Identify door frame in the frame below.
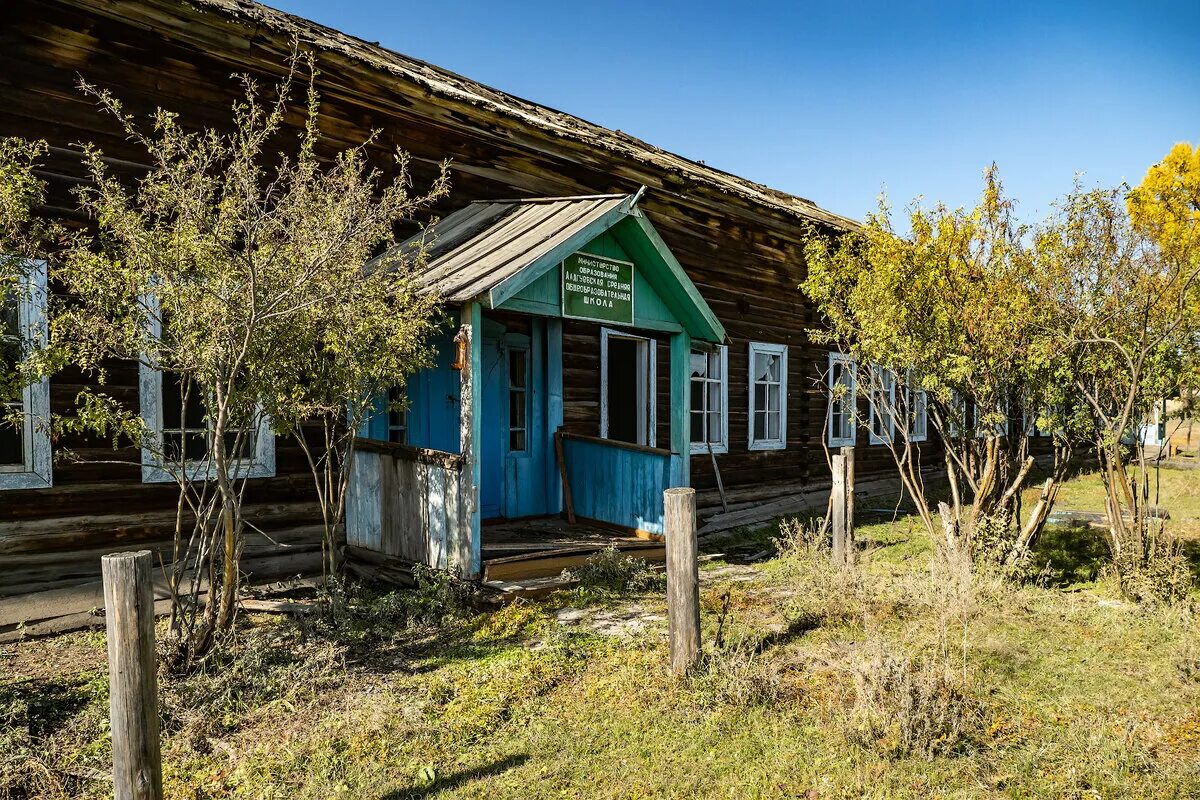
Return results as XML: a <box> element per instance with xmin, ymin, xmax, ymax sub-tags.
<box><xmin>599</xmin><ymin>326</ymin><xmax>656</xmax><ymax>447</ymax></box>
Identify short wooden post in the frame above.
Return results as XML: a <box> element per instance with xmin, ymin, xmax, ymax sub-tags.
<box><xmin>665</xmin><ymin>487</ymin><xmax>701</xmax><ymax>675</ymax></box>
<box><xmin>831</xmin><ymin>453</ymin><xmax>846</xmax><ymax>566</ymax></box>
<box><xmin>102</xmin><ymin>551</ymin><xmax>162</xmax><ymax>800</ymax></box>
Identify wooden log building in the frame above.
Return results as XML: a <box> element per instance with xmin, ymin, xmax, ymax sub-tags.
<box><xmin>0</xmin><ymin>0</ymin><xmax>946</xmax><ymax>623</ymax></box>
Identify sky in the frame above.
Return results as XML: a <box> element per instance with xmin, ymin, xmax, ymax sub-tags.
<box><xmin>270</xmin><ymin>0</ymin><xmax>1198</xmax><ymax>225</ymax></box>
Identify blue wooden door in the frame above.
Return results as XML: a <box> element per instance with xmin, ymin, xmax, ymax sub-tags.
<box><xmin>503</xmin><ymin>326</ymin><xmax>548</xmax><ymax>518</ymax></box>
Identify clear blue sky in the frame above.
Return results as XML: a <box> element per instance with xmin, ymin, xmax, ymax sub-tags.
<box><xmin>272</xmin><ymin>0</ymin><xmax>1197</xmax><ymax>225</ymax></box>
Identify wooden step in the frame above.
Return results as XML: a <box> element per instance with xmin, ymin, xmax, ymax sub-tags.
<box><xmin>482</xmin><ymin>541</ymin><xmax>665</xmax><ymax>582</ymax></box>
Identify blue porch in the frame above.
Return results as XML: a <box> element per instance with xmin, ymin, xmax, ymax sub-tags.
<box><xmin>346</xmin><ymin>191</ymin><xmax>725</xmax><ymax>580</ymax></box>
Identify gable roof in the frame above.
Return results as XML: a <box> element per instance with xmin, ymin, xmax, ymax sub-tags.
<box><xmin>377</xmin><ymin>194</ymin><xmax>633</xmax><ymax>302</ymax></box>
<box><xmin>370</xmin><ymin>191</ymin><xmax>726</xmax><ymax>343</ymax></box>
<box><xmin>186</xmin><ymin>0</ymin><xmax>858</xmax><ymax>233</ymax></box>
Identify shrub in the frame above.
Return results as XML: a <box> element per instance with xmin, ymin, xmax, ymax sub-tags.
<box><xmin>845</xmin><ymin>640</ymin><xmax>981</xmax><ymax>759</ymax></box>
<box><xmin>562</xmin><ymin>546</ymin><xmax>664</xmax><ymax>596</ymax></box>
<box><xmin>316</xmin><ymin>566</ymin><xmax>478</xmax><ymax>641</ymax></box>
<box><xmin>689</xmin><ymin>639</ymin><xmax>790</xmax><ymax>708</ymax></box>
<box><xmin>1108</xmin><ymin>523</ymin><xmax>1193</xmax><ymax>605</ymax></box>
<box><xmin>773</xmin><ymin>516</ymin><xmax>828</xmax><ymax>561</ymax></box>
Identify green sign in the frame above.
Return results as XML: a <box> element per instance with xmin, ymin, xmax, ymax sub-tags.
<box><xmin>561</xmin><ymin>252</ymin><xmax>635</xmax><ymax>324</ymax></box>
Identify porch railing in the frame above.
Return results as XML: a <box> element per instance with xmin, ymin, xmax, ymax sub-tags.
<box><xmin>557</xmin><ymin>432</ymin><xmax>673</xmax><ymax>536</ymax></box>
<box><xmin>346</xmin><ymin>437</ymin><xmax>466</xmax><ymax>569</ymax></box>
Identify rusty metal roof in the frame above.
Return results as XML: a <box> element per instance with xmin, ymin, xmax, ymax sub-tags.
<box><xmin>371</xmin><ymin>194</ymin><xmax>635</xmax><ymax>303</ymax></box>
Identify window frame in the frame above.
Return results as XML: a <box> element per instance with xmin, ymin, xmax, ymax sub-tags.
<box><xmin>867</xmin><ymin>364</ymin><xmax>896</xmax><ymax>445</ymax></box>
<box><xmin>506</xmin><ymin>342</ymin><xmax>531</xmax><ymax>454</ymax></box>
<box><xmin>689</xmin><ymin>344</ymin><xmax>728</xmax><ymax>455</ymax></box>
<box><xmin>139</xmin><ymin>295</ymin><xmax>275</xmax><ymax>484</ymax></box>
<box><xmin>904</xmin><ymin>373</ymin><xmax>928</xmax><ymax>443</ymax></box>
<box><xmin>826</xmin><ymin>352</ymin><xmax>857</xmax><ymax>448</ymax></box>
<box><xmin>0</xmin><ymin>258</ymin><xmax>52</xmax><ymax>490</ymax></box>
<box><xmin>387</xmin><ymin>385</ymin><xmax>408</xmax><ymax>445</ymax></box>
<box><xmin>599</xmin><ymin>327</ymin><xmax>656</xmax><ymax>448</ymax></box>
<box><xmin>747</xmin><ymin>341</ymin><xmax>788</xmax><ymax>452</ymax></box>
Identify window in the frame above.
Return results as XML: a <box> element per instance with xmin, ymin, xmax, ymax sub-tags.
<box><xmin>903</xmin><ymin>374</ymin><xmax>928</xmax><ymax>443</ymax></box>
<box><xmin>748</xmin><ymin>342</ymin><xmax>787</xmax><ymax>451</ymax></box>
<box><xmin>600</xmin><ymin>328</ymin><xmax>656</xmax><ymax>446</ymax></box>
<box><xmin>867</xmin><ymin>365</ymin><xmax>896</xmax><ymax>444</ymax></box>
<box><xmin>1023</xmin><ymin>404</ymin><xmax>1053</xmax><ymax>438</ymax></box>
<box><xmin>0</xmin><ymin>259</ymin><xmax>51</xmax><ymax>490</ymax></box>
<box><xmin>826</xmin><ymin>352</ymin><xmax>856</xmax><ymax>447</ymax></box>
<box><xmin>139</xmin><ymin>299</ymin><xmax>275</xmax><ymax>483</ymax></box>
<box><xmin>508</xmin><ymin>346</ymin><xmax>528</xmax><ymax>452</ymax></box>
<box><xmin>387</xmin><ymin>385</ymin><xmax>408</xmax><ymax>444</ymax></box>
<box><xmin>690</xmin><ymin>345</ymin><xmax>728</xmax><ymax>454</ymax></box>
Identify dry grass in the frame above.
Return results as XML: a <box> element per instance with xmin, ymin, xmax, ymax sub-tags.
<box><xmin>2</xmin><ymin>468</ymin><xmax>1200</xmax><ymax>798</ymax></box>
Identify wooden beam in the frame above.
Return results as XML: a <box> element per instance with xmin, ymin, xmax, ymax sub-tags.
<box><xmin>456</xmin><ymin>302</ymin><xmax>483</xmax><ymax>579</ymax></box>
<box><xmin>665</xmin><ymin>488</ymin><xmax>701</xmax><ymax>676</ymax></box>
<box><xmin>101</xmin><ymin>550</ymin><xmax>162</xmax><ymax>800</ymax></box>
<box><xmin>669</xmin><ymin>330</ymin><xmax>692</xmax><ymax>487</ymax></box>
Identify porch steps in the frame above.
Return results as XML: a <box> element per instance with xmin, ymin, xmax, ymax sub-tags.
<box><xmin>482</xmin><ymin>540</ymin><xmax>665</xmax><ymax>583</ymax></box>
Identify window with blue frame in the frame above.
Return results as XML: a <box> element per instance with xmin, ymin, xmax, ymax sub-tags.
<box><xmin>387</xmin><ymin>385</ymin><xmax>407</xmax><ymax>444</ymax></box>
<box><xmin>508</xmin><ymin>346</ymin><xmax>529</xmax><ymax>452</ymax></box>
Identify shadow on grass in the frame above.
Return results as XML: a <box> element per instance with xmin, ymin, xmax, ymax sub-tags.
<box><xmin>379</xmin><ymin>753</ymin><xmax>530</xmax><ymax>799</ymax></box>
<box><xmin>1029</xmin><ymin>525</ymin><xmax>1111</xmax><ymax>587</ymax></box>
<box><xmin>0</xmin><ymin>674</ymin><xmax>103</xmax><ymax>739</ymax></box>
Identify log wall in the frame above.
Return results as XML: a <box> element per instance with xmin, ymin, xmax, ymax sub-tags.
<box><xmin>0</xmin><ymin>0</ymin><xmax>938</xmax><ymax>605</ymax></box>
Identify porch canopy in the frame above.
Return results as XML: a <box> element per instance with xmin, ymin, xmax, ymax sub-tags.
<box><xmin>350</xmin><ymin>190</ymin><xmax>725</xmax><ymax>578</ymax></box>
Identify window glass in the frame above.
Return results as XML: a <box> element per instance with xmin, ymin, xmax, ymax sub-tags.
<box><xmin>690</xmin><ymin>347</ymin><xmax>727</xmax><ymax>452</ymax></box>
<box><xmin>387</xmin><ymin>385</ymin><xmax>407</xmax><ymax>444</ymax></box>
<box><xmin>0</xmin><ymin>296</ymin><xmax>23</xmax><ymax>466</ymax></box>
<box><xmin>749</xmin><ymin>343</ymin><xmax>786</xmax><ymax>450</ymax></box>
<box><xmin>508</xmin><ymin>348</ymin><xmax>527</xmax><ymax>452</ymax></box>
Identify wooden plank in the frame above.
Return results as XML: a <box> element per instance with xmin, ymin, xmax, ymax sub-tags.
<box><xmin>669</xmin><ymin>330</ymin><xmax>692</xmax><ymax>486</ymax></box>
<box><xmin>831</xmin><ymin>453</ymin><xmax>846</xmax><ymax>565</ymax></box>
<box><xmin>554</xmin><ymin>430</ymin><xmax>577</xmax><ymax>524</ymax></box>
<box><xmin>483</xmin><ymin>544</ymin><xmax>665</xmax><ymax>582</ymax></box>
<box><xmin>455</xmin><ymin>303</ymin><xmax>483</xmax><ymax>578</ymax></box>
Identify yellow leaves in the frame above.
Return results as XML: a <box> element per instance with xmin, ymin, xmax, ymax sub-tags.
<box><xmin>1128</xmin><ymin>141</ymin><xmax>1200</xmax><ymax>262</ymax></box>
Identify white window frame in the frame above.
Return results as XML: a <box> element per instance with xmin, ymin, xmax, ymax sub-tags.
<box><xmin>747</xmin><ymin>341</ymin><xmax>787</xmax><ymax>451</ymax></box>
<box><xmin>689</xmin><ymin>345</ymin><xmax>728</xmax><ymax>455</ymax></box>
<box><xmin>826</xmin><ymin>352</ymin><xmax>857</xmax><ymax>448</ymax></box>
<box><xmin>0</xmin><ymin>259</ymin><xmax>52</xmax><ymax>490</ymax></box>
<box><xmin>867</xmin><ymin>365</ymin><xmax>896</xmax><ymax>445</ymax></box>
<box><xmin>599</xmin><ymin>327</ymin><xmax>656</xmax><ymax>447</ymax></box>
<box><xmin>904</xmin><ymin>372</ymin><xmax>928</xmax><ymax>443</ymax></box>
<box><xmin>139</xmin><ymin>296</ymin><xmax>275</xmax><ymax>484</ymax></box>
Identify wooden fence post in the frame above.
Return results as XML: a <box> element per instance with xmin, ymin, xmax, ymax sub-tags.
<box><xmin>665</xmin><ymin>487</ymin><xmax>701</xmax><ymax>675</ymax></box>
<box><xmin>831</xmin><ymin>453</ymin><xmax>846</xmax><ymax>566</ymax></box>
<box><xmin>102</xmin><ymin>550</ymin><xmax>162</xmax><ymax>800</ymax></box>
<box><xmin>842</xmin><ymin>445</ymin><xmax>856</xmax><ymax>562</ymax></box>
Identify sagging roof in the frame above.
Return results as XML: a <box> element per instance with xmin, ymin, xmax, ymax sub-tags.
<box><xmin>188</xmin><ymin>0</ymin><xmax>859</xmax><ymax>233</ymax></box>
<box><xmin>369</xmin><ymin>191</ymin><xmax>726</xmax><ymax>344</ymax></box>
<box><xmin>375</xmin><ymin>194</ymin><xmax>633</xmax><ymax>302</ymax></box>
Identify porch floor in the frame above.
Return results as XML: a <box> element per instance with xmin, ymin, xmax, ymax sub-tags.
<box><xmin>481</xmin><ymin>517</ymin><xmax>665</xmax><ymax>583</ymax></box>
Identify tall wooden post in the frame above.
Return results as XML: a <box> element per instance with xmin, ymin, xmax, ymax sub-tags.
<box><xmin>102</xmin><ymin>550</ymin><xmax>162</xmax><ymax>800</ymax></box>
<box><xmin>831</xmin><ymin>453</ymin><xmax>847</xmax><ymax>566</ymax></box>
<box><xmin>665</xmin><ymin>487</ymin><xmax>701</xmax><ymax>675</ymax></box>
<box><xmin>456</xmin><ymin>302</ymin><xmax>482</xmax><ymax>579</ymax></box>
<box><xmin>842</xmin><ymin>445</ymin><xmax>856</xmax><ymax>562</ymax></box>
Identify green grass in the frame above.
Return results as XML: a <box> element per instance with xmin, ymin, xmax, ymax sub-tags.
<box><xmin>4</xmin><ymin>469</ymin><xmax>1200</xmax><ymax>799</ymax></box>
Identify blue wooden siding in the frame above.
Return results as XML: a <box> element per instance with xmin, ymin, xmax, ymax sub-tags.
<box><xmin>561</xmin><ymin>437</ymin><xmax>673</xmax><ymax>534</ymax></box>
<box><xmin>362</xmin><ymin>327</ymin><xmax>462</xmax><ymax>454</ymax></box>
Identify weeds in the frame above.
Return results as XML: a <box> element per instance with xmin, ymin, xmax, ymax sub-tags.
<box><xmin>1107</xmin><ymin>522</ymin><xmax>1194</xmax><ymax>605</ymax></box>
<box><xmin>844</xmin><ymin>638</ymin><xmax>981</xmax><ymax>759</ymax></box>
<box><xmin>562</xmin><ymin>546</ymin><xmax>664</xmax><ymax>597</ymax></box>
